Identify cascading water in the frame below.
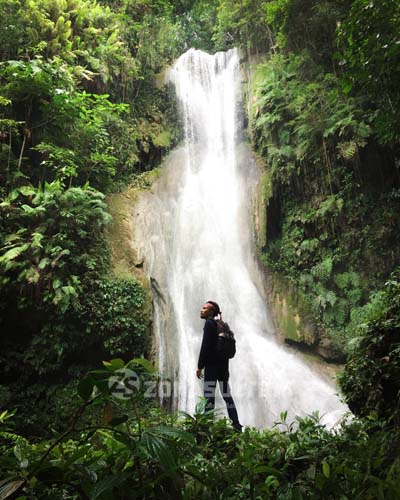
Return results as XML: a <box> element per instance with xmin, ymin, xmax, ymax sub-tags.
<box><xmin>134</xmin><ymin>48</ymin><xmax>348</xmax><ymax>428</ymax></box>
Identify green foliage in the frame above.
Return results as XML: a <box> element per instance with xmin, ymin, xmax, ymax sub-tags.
<box><xmin>0</xmin><ymin>360</ymin><xmax>399</xmax><ymax>499</ymax></box>
<box><xmin>253</xmin><ymin>53</ymin><xmax>371</xmax><ymax>190</ymax></box>
<box><xmin>252</xmin><ymin>10</ymin><xmax>400</xmax><ymax>356</ymax></box>
<box><xmin>75</xmin><ymin>277</ymin><xmax>150</xmax><ymax>357</ymax></box>
<box><xmin>175</xmin><ymin>0</ymin><xmax>218</xmax><ymax>52</ymax></box>
<box><xmin>0</xmin><ymin>181</ymin><xmax>109</xmax><ymax>310</ymax></box>
<box><xmin>0</xmin><ymin>273</ymin><xmax>151</xmax><ymax>435</ymax></box>
<box><xmin>0</xmin><ymin>0</ymin><xmax>182</xmax><ymax>195</ymax></box>
<box><xmin>340</xmin><ymin>270</ymin><xmax>400</xmax><ymax>424</ymax></box>
<box><xmin>0</xmin><ymin>57</ymin><xmax>129</xmax><ymax>190</ymax></box>
<box><xmin>0</xmin><ymin>0</ymin><xmax>182</xmax><ymax>436</ymax></box>
<box><xmin>265</xmin><ymin>0</ymin><xmax>289</xmax><ymax>49</ymax></box>
<box><xmin>19</xmin><ymin>0</ymin><xmax>141</xmax><ymax>89</ymax></box>
<box><xmin>213</xmin><ymin>0</ymin><xmax>271</xmax><ymax>51</ymax></box>
<box><xmin>338</xmin><ymin>0</ymin><xmax>400</xmax><ymax>143</ymax></box>
<box><xmin>267</xmin><ymin>0</ymin><xmax>349</xmax><ymax>66</ymax></box>
<box><xmin>261</xmin><ymin>182</ymin><xmax>400</xmax><ymax>354</ymax></box>
<box><xmin>211</xmin><ymin>0</ymin><xmax>350</xmax><ymax>61</ymax></box>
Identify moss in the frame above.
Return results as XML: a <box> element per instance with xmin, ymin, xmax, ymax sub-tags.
<box><xmin>267</xmin><ymin>271</ymin><xmax>317</xmax><ymax>346</ymax></box>
<box><xmin>254</xmin><ymin>160</ymin><xmax>271</xmax><ymax>249</ymax></box>
<box><xmin>104</xmin><ymin>174</ymin><xmax>156</xmax><ymax>362</ymax></box>
<box><xmin>153</xmin><ymin>129</ymin><xmax>172</xmax><ymax>148</ymax></box>
<box><xmin>283</xmin><ymin>305</ymin><xmax>302</xmax><ymax>342</ymax></box>
<box><xmin>105</xmin><ymin>169</ymin><xmax>159</xmax><ymax>280</ymax></box>
<box><xmin>249</xmin><ymin>62</ymin><xmax>271</xmax><ymax>121</ymax></box>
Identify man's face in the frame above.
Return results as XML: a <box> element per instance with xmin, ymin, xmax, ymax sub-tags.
<box><xmin>200</xmin><ymin>303</ymin><xmax>214</xmax><ymax>319</ymax></box>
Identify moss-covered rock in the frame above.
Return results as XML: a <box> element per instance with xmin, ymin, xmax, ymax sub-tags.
<box><xmin>265</xmin><ymin>271</ymin><xmax>318</xmax><ymax>346</ymax></box>
<box><xmin>105</xmin><ymin>170</ymin><xmax>161</xmax><ymax>360</ymax></box>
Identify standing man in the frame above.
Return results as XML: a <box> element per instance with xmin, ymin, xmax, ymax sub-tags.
<box><xmin>196</xmin><ymin>301</ymin><xmax>242</xmax><ymax>431</ymax></box>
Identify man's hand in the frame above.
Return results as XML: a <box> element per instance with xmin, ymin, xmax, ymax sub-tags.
<box><xmin>196</xmin><ymin>368</ymin><xmax>203</xmax><ymax>379</ymax></box>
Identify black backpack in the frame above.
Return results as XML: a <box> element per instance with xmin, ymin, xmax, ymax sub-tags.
<box><xmin>215</xmin><ymin>319</ymin><xmax>236</xmax><ymax>360</ymax></box>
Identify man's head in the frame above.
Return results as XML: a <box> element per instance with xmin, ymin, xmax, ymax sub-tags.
<box><xmin>200</xmin><ymin>300</ymin><xmax>221</xmax><ymax>319</ymax></box>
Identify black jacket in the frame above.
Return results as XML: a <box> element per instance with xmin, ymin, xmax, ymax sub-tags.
<box><xmin>198</xmin><ymin>318</ymin><xmax>225</xmax><ymax>369</ymax></box>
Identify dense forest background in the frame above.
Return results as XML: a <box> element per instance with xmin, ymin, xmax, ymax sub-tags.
<box><xmin>0</xmin><ymin>0</ymin><xmax>399</xmax><ymax>498</ymax></box>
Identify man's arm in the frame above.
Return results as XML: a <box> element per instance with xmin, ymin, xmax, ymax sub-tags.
<box><xmin>197</xmin><ymin>319</ymin><xmax>217</xmax><ymax>370</ymax></box>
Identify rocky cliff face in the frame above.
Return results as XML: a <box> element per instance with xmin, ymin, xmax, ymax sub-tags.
<box><xmin>104</xmin><ymin>173</ymin><xmax>159</xmax><ymax>359</ymax></box>
<box><xmin>245</xmin><ymin>59</ymin><xmax>343</xmax><ymax>364</ymax></box>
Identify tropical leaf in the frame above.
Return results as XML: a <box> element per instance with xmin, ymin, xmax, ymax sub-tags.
<box><xmin>18</xmin><ymin>186</ymin><xmax>36</xmax><ymax>196</ymax></box>
<box><xmin>78</xmin><ymin>376</ymin><xmax>94</xmax><ymax>401</ymax></box>
<box><xmin>0</xmin><ymin>480</ymin><xmax>24</xmax><ymax>500</ymax></box>
<box><xmin>102</xmin><ymin>359</ymin><xmax>125</xmax><ymax>372</ymax></box>
<box><xmin>147</xmin><ymin>426</ymin><xmax>194</xmax><ymax>443</ymax></box>
<box><xmin>0</xmin><ymin>244</ymin><xmax>29</xmax><ymax>262</ymax></box>
<box><xmin>141</xmin><ymin>431</ymin><xmax>177</xmax><ymax>471</ymax></box>
<box><xmin>89</xmin><ymin>475</ymin><xmax>124</xmax><ymax>500</ymax></box>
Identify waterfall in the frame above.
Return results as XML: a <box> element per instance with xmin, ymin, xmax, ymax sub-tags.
<box><xmin>134</xmin><ymin>48</ymin><xmax>348</xmax><ymax>428</ymax></box>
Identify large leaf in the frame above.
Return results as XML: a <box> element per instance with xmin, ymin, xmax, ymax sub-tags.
<box><xmin>102</xmin><ymin>358</ymin><xmax>125</xmax><ymax>372</ymax></box>
<box><xmin>194</xmin><ymin>398</ymin><xmax>207</xmax><ymax>415</ymax></box>
<box><xmin>129</xmin><ymin>357</ymin><xmax>156</xmax><ymax>374</ymax></box>
<box><xmin>148</xmin><ymin>426</ymin><xmax>194</xmax><ymax>443</ymax></box>
<box><xmin>112</xmin><ymin>432</ymin><xmax>137</xmax><ymax>450</ymax></box>
<box><xmin>140</xmin><ymin>432</ymin><xmax>177</xmax><ymax>471</ymax></box>
<box><xmin>0</xmin><ymin>244</ymin><xmax>29</xmax><ymax>263</ymax></box>
<box><xmin>18</xmin><ymin>186</ymin><xmax>36</xmax><ymax>196</ymax></box>
<box><xmin>322</xmin><ymin>461</ymin><xmax>330</xmax><ymax>478</ymax></box>
<box><xmin>77</xmin><ymin>377</ymin><xmax>94</xmax><ymax>401</ymax></box>
<box><xmin>89</xmin><ymin>475</ymin><xmax>124</xmax><ymax>500</ymax></box>
<box><xmin>0</xmin><ymin>480</ymin><xmax>24</xmax><ymax>500</ymax></box>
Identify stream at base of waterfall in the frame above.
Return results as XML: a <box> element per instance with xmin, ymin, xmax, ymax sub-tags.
<box><xmin>133</xmin><ymin>48</ymin><xmax>349</xmax><ymax>428</ymax></box>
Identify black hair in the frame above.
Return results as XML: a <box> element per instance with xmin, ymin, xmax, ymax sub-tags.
<box><xmin>206</xmin><ymin>300</ymin><xmax>221</xmax><ymax>316</ymax></box>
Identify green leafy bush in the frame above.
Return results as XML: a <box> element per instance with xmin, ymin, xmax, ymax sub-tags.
<box><xmin>0</xmin><ymin>359</ymin><xmax>399</xmax><ymax>499</ymax></box>
<box><xmin>213</xmin><ymin>0</ymin><xmax>271</xmax><ymax>51</ymax></box>
<box><xmin>338</xmin><ymin>0</ymin><xmax>400</xmax><ymax>143</ymax></box>
<box><xmin>0</xmin><ymin>0</ymin><xmax>184</xmax><ymax>436</ymax></box>
<box><xmin>253</xmin><ymin>45</ymin><xmax>400</xmax><ymax>355</ymax></box>
<box><xmin>0</xmin><ymin>182</ymin><xmax>109</xmax><ymax>310</ymax></box>
<box><xmin>75</xmin><ymin>277</ymin><xmax>150</xmax><ymax>358</ymax></box>
<box><xmin>340</xmin><ymin>270</ymin><xmax>400</xmax><ymax>424</ymax></box>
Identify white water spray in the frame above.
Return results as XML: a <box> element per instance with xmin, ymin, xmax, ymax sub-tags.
<box><xmin>135</xmin><ymin>48</ymin><xmax>348</xmax><ymax>428</ymax></box>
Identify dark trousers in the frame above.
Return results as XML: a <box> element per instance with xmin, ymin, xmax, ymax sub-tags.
<box><xmin>203</xmin><ymin>364</ymin><xmax>240</xmax><ymax>425</ymax></box>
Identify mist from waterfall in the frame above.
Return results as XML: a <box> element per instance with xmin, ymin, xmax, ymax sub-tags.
<box><xmin>137</xmin><ymin>48</ymin><xmax>348</xmax><ymax>428</ymax></box>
